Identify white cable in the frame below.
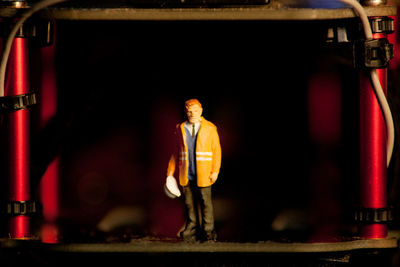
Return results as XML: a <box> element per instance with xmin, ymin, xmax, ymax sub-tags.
<box><xmin>371</xmin><ymin>68</ymin><xmax>395</xmax><ymax>166</ymax></box>
<box><xmin>340</xmin><ymin>0</ymin><xmax>373</xmax><ymax>39</ymax></box>
<box><xmin>340</xmin><ymin>0</ymin><xmax>395</xmax><ymax>167</ymax></box>
<box><xmin>0</xmin><ymin>0</ymin><xmax>66</xmax><ymax>97</ymax></box>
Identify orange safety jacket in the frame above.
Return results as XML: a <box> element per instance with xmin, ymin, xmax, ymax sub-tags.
<box><xmin>167</xmin><ymin>117</ymin><xmax>222</xmax><ymax>187</ymax></box>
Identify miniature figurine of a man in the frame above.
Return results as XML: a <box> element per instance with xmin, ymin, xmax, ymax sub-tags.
<box><xmin>166</xmin><ymin>99</ymin><xmax>222</xmax><ymax>241</ymax></box>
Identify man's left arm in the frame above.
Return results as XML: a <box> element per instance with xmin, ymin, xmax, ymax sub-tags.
<box><xmin>210</xmin><ymin>127</ymin><xmax>222</xmax><ymax>183</ymax></box>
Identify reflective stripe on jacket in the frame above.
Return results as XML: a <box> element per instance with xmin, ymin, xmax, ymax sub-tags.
<box><xmin>167</xmin><ymin>117</ymin><xmax>222</xmax><ymax>187</ymax></box>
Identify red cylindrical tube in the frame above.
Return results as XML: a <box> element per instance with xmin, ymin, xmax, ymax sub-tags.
<box><xmin>359</xmin><ymin>32</ymin><xmax>388</xmax><ymax>239</ymax></box>
<box><xmin>5</xmin><ymin>37</ymin><xmax>30</xmax><ymax>238</ymax></box>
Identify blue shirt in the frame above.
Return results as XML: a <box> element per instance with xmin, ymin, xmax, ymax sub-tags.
<box><xmin>185</xmin><ymin>127</ymin><xmax>197</xmax><ymax>181</ymax></box>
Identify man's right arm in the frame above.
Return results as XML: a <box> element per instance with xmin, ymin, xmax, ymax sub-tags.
<box><xmin>167</xmin><ymin>154</ymin><xmax>176</xmax><ymax>177</ymax></box>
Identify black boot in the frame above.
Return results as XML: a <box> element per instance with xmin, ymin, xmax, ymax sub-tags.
<box><xmin>204</xmin><ymin>230</ymin><xmax>217</xmax><ymax>242</ymax></box>
<box><xmin>180</xmin><ymin>225</ymin><xmax>197</xmax><ymax>242</ymax></box>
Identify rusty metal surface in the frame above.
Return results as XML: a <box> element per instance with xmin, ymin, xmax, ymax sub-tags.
<box><xmin>43</xmin><ymin>238</ymin><xmax>398</xmax><ymax>253</ymax></box>
<box><xmin>0</xmin><ymin>237</ymin><xmax>397</xmax><ymax>266</ymax></box>
<box><xmin>0</xmin><ymin>236</ymin><xmax>397</xmax><ymax>253</ymax></box>
<box><xmin>0</xmin><ymin>0</ymin><xmax>396</xmax><ymax>21</ymax></box>
<box><xmin>37</xmin><ymin>5</ymin><xmax>397</xmax><ymax>21</ymax></box>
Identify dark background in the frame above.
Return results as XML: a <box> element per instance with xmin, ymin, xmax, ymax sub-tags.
<box><xmin>25</xmin><ymin>18</ymin><xmax>397</xmax><ymax>242</ymax></box>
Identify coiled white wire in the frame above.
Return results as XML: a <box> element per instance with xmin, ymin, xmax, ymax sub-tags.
<box><xmin>339</xmin><ymin>0</ymin><xmax>395</xmax><ymax>167</ymax></box>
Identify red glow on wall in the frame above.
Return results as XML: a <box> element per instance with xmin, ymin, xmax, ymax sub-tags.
<box><xmin>307</xmin><ymin>69</ymin><xmax>343</xmax><ymax>242</ymax></box>
<box><xmin>41</xmin><ymin>223</ymin><xmax>59</xmax><ymax>244</ymax></box>
<box><xmin>38</xmin><ymin>25</ymin><xmax>60</xmax><ymax>243</ymax></box>
<box><xmin>148</xmin><ymin>99</ymin><xmax>185</xmax><ymax>238</ymax></box>
<box><xmin>41</xmin><ymin>159</ymin><xmax>59</xmax><ymax>222</ymax></box>
<box><xmin>308</xmin><ymin>72</ymin><xmax>342</xmax><ymax>146</ymax></box>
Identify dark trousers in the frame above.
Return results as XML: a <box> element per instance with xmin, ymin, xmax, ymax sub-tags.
<box><xmin>181</xmin><ymin>181</ymin><xmax>215</xmax><ymax>239</ymax></box>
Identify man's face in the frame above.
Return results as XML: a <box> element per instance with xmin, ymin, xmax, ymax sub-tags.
<box><xmin>186</xmin><ymin>104</ymin><xmax>203</xmax><ymax>124</ymax></box>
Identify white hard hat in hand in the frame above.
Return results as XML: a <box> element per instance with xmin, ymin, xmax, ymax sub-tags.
<box><xmin>164</xmin><ymin>176</ymin><xmax>181</xmax><ymax>198</ymax></box>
